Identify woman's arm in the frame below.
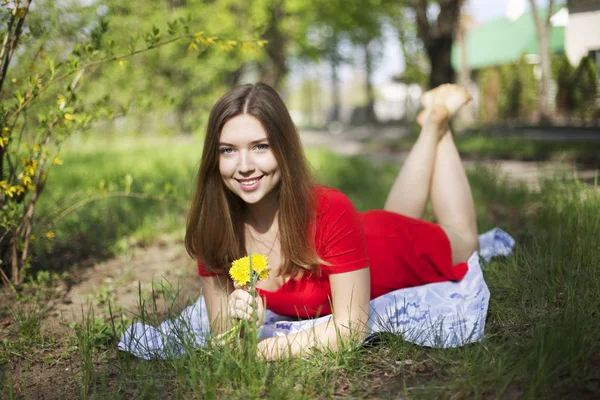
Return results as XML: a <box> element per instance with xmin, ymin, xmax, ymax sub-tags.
<box><xmin>199</xmin><ymin>273</ymin><xmax>235</xmax><ymax>335</ymax></box>
<box><xmin>257</xmin><ymin>267</ymin><xmax>371</xmax><ymax>360</ymax></box>
<box><xmin>201</xmin><ymin>274</ymin><xmax>266</xmax><ymax>335</ymax></box>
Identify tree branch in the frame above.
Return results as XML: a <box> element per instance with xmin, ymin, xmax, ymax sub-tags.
<box><xmin>411</xmin><ymin>0</ymin><xmax>432</xmax><ymax>46</ymax></box>
<box><xmin>528</xmin><ymin>0</ymin><xmax>544</xmax><ymax>40</ymax></box>
<box><xmin>0</xmin><ymin>12</ymin><xmax>16</xmax><ymax>78</ymax></box>
<box><xmin>546</xmin><ymin>0</ymin><xmax>555</xmax><ymax>26</ymax></box>
<box><xmin>6</xmin><ymin>33</ymin><xmax>206</xmax><ymax>124</ymax></box>
<box><xmin>0</xmin><ymin>1</ymin><xmax>32</xmax><ymax>93</ymax></box>
<box><xmin>437</xmin><ymin>0</ymin><xmax>464</xmax><ymax>36</ymax></box>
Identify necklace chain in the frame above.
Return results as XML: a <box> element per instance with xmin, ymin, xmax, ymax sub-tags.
<box><xmin>246</xmin><ymin>226</ymin><xmax>279</xmax><ymax>258</ymax></box>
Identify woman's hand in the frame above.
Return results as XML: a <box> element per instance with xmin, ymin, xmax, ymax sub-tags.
<box><xmin>228</xmin><ymin>288</ymin><xmax>265</xmax><ymax>328</ymax></box>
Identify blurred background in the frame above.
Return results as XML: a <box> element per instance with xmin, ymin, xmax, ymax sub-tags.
<box><xmin>7</xmin><ymin>0</ymin><xmax>598</xmax><ymax>137</ymax></box>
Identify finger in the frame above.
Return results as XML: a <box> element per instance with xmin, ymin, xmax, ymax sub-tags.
<box><xmin>233</xmin><ymin>289</ymin><xmax>255</xmax><ymax>303</ymax></box>
<box><xmin>229</xmin><ymin>288</ymin><xmax>247</xmax><ymax>301</ymax></box>
<box><xmin>234</xmin><ymin>308</ymin><xmax>252</xmax><ymax>321</ymax></box>
<box><xmin>229</xmin><ymin>295</ymin><xmax>248</xmax><ymax>311</ymax></box>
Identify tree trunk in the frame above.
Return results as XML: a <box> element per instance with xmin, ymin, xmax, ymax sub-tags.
<box><xmin>410</xmin><ymin>0</ymin><xmax>464</xmax><ymax>88</ymax></box>
<box><xmin>11</xmin><ymin>231</ymin><xmax>19</xmax><ymax>283</ymax></box>
<box><xmin>529</xmin><ymin>0</ymin><xmax>555</xmax><ymax>121</ymax></box>
<box><xmin>538</xmin><ymin>26</ymin><xmax>552</xmax><ymax>119</ymax></box>
<box><xmin>426</xmin><ymin>33</ymin><xmax>455</xmax><ymax>88</ymax></box>
<box><xmin>457</xmin><ymin>15</ymin><xmax>473</xmax><ymax>125</ymax></box>
<box><xmin>363</xmin><ymin>41</ymin><xmax>377</xmax><ymax>124</ymax></box>
<box><xmin>330</xmin><ymin>59</ymin><xmax>340</xmax><ymax>122</ymax></box>
<box><xmin>259</xmin><ymin>1</ymin><xmax>288</xmax><ymax>88</ymax></box>
<box><xmin>329</xmin><ymin>36</ymin><xmax>341</xmax><ymax>122</ymax></box>
<box><xmin>457</xmin><ymin>17</ymin><xmax>470</xmax><ymax>90</ymax></box>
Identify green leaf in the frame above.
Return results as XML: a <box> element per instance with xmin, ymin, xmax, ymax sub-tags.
<box><xmin>46</xmin><ymin>58</ymin><xmax>56</xmax><ymax>79</ymax></box>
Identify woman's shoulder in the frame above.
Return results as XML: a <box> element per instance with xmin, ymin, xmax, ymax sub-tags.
<box><xmin>313</xmin><ymin>185</ymin><xmax>358</xmax><ymax>216</ymax></box>
<box><xmin>313</xmin><ymin>185</ymin><xmax>352</xmax><ymax>205</ymax></box>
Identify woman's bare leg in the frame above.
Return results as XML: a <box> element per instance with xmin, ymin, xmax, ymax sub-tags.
<box><xmin>383</xmin><ymin>107</ymin><xmax>446</xmax><ymax>219</ymax></box>
<box><xmin>384</xmin><ymin>84</ymin><xmax>478</xmax><ymax>263</ymax></box>
<box><xmin>431</xmin><ymin>130</ymin><xmax>479</xmax><ymax>264</ymax></box>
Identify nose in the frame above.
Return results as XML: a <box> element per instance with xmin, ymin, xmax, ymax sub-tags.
<box><xmin>238</xmin><ymin>150</ymin><xmax>255</xmax><ymax>174</ymax></box>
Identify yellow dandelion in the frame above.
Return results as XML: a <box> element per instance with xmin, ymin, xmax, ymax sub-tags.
<box><xmin>229</xmin><ymin>257</ymin><xmax>251</xmax><ymax>287</ymax></box>
<box><xmin>229</xmin><ymin>253</ymin><xmax>269</xmax><ymax>287</ymax></box>
<box><xmin>22</xmin><ymin>175</ymin><xmax>32</xmax><ymax>185</ymax></box>
<box><xmin>14</xmin><ymin>185</ymin><xmax>25</xmax><ymax>195</ymax></box>
<box><xmin>250</xmin><ymin>254</ymin><xmax>269</xmax><ymax>280</ymax></box>
<box><xmin>0</xmin><ymin>137</ymin><xmax>8</xmax><ymax>148</ymax></box>
<box><xmin>53</xmin><ymin>157</ymin><xmax>63</xmax><ymax>166</ymax></box>
<box><xmin>0</xmin><ymin>181</ymin><xmax>6</xmax><ymax>189</ymax></box>
<box><xmin>45</xmin><ymin>231</ymin><xmax>55</xmax><ymax>240</ymax></box>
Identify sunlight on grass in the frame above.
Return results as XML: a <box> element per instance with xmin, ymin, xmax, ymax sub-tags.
<box><xmin>31</xmin><ymin>136</ymin><xmax>203</xmax><ymax>271</ymax></box>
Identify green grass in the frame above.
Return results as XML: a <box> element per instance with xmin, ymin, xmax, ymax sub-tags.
<box><xmin>1</xmin><ymin>135</ymin><xmax>599</xmax><ymax>398</ymax></box>
<box><xmin>30</xmin><ymin>136</ymin><xmax>202</xmax><ymax>272</ymax></box>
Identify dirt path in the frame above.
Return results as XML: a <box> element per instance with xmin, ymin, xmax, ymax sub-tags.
<box><xmin>0</xmin><ymin>237</ymin><xmax>202</xmax><ymax>342</ymax></box>
<box><xmin>300</xmin><ymin>128</ymin><xmax>600</xmax><ymax>190</ymax></box>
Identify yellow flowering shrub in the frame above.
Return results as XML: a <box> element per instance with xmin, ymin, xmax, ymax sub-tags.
<box><xmin>0</xmin><ymin>0</ymin><xmax>268</xmax><ymax>285</ymax></box>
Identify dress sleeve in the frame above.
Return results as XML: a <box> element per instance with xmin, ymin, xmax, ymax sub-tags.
<box><xmin>197</xmin><ymin>258</ymin><xmax>217</xmax><ymax>277</ymax></box>
<box><xmin>316</xmin><ymin>188</ymin><xmax>370</xmax><ymax>274</ymax></box>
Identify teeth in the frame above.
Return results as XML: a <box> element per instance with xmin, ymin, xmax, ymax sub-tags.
<box><xmin>240</xmin><ymin>178</ymin><xmax>259</xmax><ymax>186</ymax></box>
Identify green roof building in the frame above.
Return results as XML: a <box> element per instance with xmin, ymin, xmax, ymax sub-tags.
<box><xmin>452</xmin><ymin>7</ymin><xmax>566</xmax><ymax>71</ymax></box>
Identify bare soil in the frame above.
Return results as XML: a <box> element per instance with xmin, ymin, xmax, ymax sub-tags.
<box><xmin>0</xmin><ymin>237</ymin><xmax>202</xmax><ymax>399</ymax></box>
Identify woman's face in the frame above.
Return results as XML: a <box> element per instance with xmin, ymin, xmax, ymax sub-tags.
<box><xmin>219</xmin><ymin>114</ymin><xmax>281</xmax><ymax>206</ymax></box>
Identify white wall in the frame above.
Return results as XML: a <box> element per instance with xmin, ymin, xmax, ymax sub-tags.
<box><xmin>565</xmin><ymin>10</ymin><xmax>600</xmax><ymax>66</ymax></box>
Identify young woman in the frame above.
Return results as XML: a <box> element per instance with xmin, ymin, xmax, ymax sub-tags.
<box><xmin>185</xmin><ymin>82</ymin><xmax>479</xmax><ymax>360</ymax></box>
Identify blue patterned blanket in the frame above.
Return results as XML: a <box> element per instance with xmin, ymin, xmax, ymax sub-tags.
<box><xmin>118</xmin><ymin>228</ymin><xmax>515</xmax><ymax>359</ymax></box>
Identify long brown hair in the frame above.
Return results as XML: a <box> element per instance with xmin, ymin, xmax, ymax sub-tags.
<box><xmin>185</xmin><ymin>83</ymin><xmax>320</xmax><ymax>277</ymax></box>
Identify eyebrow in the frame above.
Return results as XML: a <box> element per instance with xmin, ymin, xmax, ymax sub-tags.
<box><xmin>219</xmin><ymin>138</ymin><xmax>269</xmax><ymax>146</ymax></box>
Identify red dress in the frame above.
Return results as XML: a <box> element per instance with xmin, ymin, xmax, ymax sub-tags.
<box><xmin>198</xmin><ymin>186</ymin><xmax>468</xmax><ymax>319</ymax></box>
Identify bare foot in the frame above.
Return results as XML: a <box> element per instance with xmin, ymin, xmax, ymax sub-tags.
<box><xmin>426</xmin><ymin>105</ymin><xmax>449</xmax><ymax>126</ymax></box>
<box><xmin>419</xmin><ymin>105</ymin><xmax>449</xmax><ymax>140</ymax></box>
<box><xmin>420</xmin><ymin>84</ymin><xmax>472</xmax><ymax>119</ymax></box>
<box><xmin>417</xmin><ymin>105</ymin><xmax>448</xmax><ymax>126</ymax></box>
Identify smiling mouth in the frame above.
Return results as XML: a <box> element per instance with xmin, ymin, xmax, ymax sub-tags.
<box><xmin>237</xmin><ymin>176</ymin><xmax>263</xmax><ymax>187</ymax></box>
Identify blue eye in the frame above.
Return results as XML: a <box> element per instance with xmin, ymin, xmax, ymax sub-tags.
<box><xmin>254</xmin><ymin>143</ymin><xmax>269</xmax><ymax>151</ymax></box>
<box><xmin>219</xmin><ymin>147</ymin><xmax>233</xmax><ymax>154</ymax></box>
